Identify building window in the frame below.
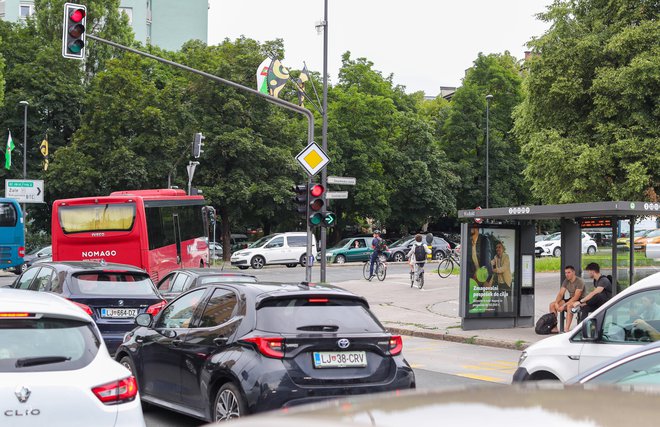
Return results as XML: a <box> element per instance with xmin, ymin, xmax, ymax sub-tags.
<box><xmin>0</xmin><ymin>1</ymin><xmax>6</xmax><ymax>19</ymax></box>
<box><xmin>119</xmin><ymin>7</ymin><xmax>133</xmax><ymax>24</ymax></box>
<box><xmin>19</xmin><ymin>4</ymin><xmax>34</xmax><ymax>19</ymax></box>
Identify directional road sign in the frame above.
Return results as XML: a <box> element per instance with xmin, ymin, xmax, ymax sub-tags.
<box><xmin>5</xmin><ymin>179</ymin><xmax>45</xmax><ymax>203</ymax></box>
<box><xmin>295</xmin><ymin>142</ymin><xmax>330</xmax><ymax>177</ymax></box>
<box><xmin>326</xmin><ymin>191</ymin><xmax>348</xmax><ymax>200</ymax></box>
<box><xmin>327</xmin><ymin>176</ymin><xmax>356</xmax><ymax>185</ymax></box>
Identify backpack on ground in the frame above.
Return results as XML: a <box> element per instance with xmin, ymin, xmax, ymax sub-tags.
<box><xmin>535</xmin><ymin>313</ymin><xmax>557</xmax><ymax>335</ymax></box>
<box><xmin>414</xmin><ymin>244</ymin><xmax>426</xmax><ymax>262</ymax></box>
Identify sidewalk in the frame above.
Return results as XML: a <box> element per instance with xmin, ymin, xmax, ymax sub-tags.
<box><xmin>337</xmin><ymin>270</ymin><xmax>563</xmax><ymax>351</ymax></box>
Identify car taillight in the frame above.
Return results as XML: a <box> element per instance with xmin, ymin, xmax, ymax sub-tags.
<box><xmin>92</xmin><ymin>376</ymin><xmax>138</xmax><ymax>405</ymax></box>
<box><xmin>389</xmin><ymin>335</ymin><xmax>403</xmax><ymax>356</ymax></box>
<box><xmin>242</xmin><ymin>337</ymin><xmax>284</xmax><ymax>359</ymax></box>
<box><xmin>308</xmin><ymin>298</ymin><xmax>328</xmax><ymax>303</ymax></box>
<box><xmin>68</xmin><ymin>300</ymin><xmax>93</xmax><ymax>316</ymax></box>
<box><xmin>146</xmin><ymin>300</ymin><xmax>167</xmax><ymax>316</ymax></box>
<box><xmin>18</xmin><ymin>247</ymin><xmax>25</xmax><ymax>257</ymax></box>
<box><xmin>0</xmin><ymin>312</ymin><xmax>33</xmax><ymax>318</ymax></box>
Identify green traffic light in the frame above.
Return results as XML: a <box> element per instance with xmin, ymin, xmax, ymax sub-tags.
<box><xmin>68</xmin><ymin>40</ymin><xmax>84</xmax><ymax>53</ymax></box>
<box><xmin>309</xmin><ymin>213</ymin><xmax>323</xmax><ymax>226</ymax></box>
<box><xmin>323</xmin><ymin>212</ymin><xmax>337</xmax><ymax>226</ymax></box>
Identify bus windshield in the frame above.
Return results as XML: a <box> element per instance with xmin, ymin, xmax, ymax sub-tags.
<box><xmin>59</xmin><ymin>203</ymin><xmax>136</xmax><ymax>234</ymax></box>
<box><xmin>0</xmin><ymin>203</ymin><xmax>18</xmax><ymax>227</ymax></box>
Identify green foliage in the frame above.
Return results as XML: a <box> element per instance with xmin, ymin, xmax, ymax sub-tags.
<box><xmin>515</xmin><ymin>0</ymin><xmax>660</xmax><ymax>203</ymax></box>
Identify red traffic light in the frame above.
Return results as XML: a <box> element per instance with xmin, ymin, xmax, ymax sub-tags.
<box><xmin>69</xmin><ymin>8</ymin><xmax>86</xmax><ymax>23</ymax></box>
<box><xmin>310</xmin><ymin>184</ymin><xmax>324</xmax><ymax>198</ymax></box>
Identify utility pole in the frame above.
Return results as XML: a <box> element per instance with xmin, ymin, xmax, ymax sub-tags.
<box><xmin>320</xmin><ymin>0</ymin><xmax>329</xmax><ymax>283</ymax></box>
<box><xmin>18</xmin><ymin>100</ymin><xmax>29</xmax><ymax>218</ymax></box>
<box><xmin>485</xmin><ymin>94</ymin><xmax>493</xmax><ymax>209</ymax></box>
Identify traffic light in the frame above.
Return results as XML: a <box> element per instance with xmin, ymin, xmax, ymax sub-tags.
<box><xmin>308</xmin><ymin>184</ymin><xmax>325</xmax><ymax>226</ymax></box>
<box><xmin>192</xmin><ymin>133</ymin><xmax>205</xmax><ymax>158</ymax></box>
<box><xmin>62</xmin><ymin>3</ymin><xmax>87</xmax><ymax>60</ymax></box>
<box><xmin>292</xmin><ymin>184</ymin><xmax>307</xmax><ymax>218</ymax></box>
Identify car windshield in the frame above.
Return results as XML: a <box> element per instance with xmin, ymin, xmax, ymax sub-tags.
<box><xmin>331</xmin><ymin>238</ymin><xmax>352</xmax><ymax>249</ymax></box>
<box><xmin>391</xmin><ymin>237</ymin><xmax>412</xmax><ymax>247</ymax></box>
<box><xmin>199</xmin><ymin>275</ymin><xmax>257</xmax><ymax>285</ymax></box>
<box><xmin>0</xmin><ymin>317</ymin><xmax>99</xmax><ymax>372</ymax></box>
<box><xmin>70</xmin><ymin>272</ymin><xmax>156</xmax><ymax>296</ymax></box>
<box><xmin>249</xmin><ymin>235</ymin><xmax>275</xmax><ymax>248</ymax></box>
<box><xmin>257</xmin><ymin>298</ymin><xmax>384</xmax><ymax>334</ymax></box>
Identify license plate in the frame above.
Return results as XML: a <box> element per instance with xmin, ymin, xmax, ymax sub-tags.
<box><xmin>313</xmin><ymin>351</ymin><xmax>367</xmax><ymax>368</ymax></box>
<box><xmin>101</xmin><ymin>308</ymin><xmax>138</xmax><ymax>318</ymax></box>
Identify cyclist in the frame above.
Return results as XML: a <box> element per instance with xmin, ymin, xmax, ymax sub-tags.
<box><xmin>408</xmin><ymin>234</ymin><xmax>431</xmax><ymax>282</ymax></box>
<box><xmin>368</xmin><ymin>230</ymin><xmax>388</xmax><ymax>281</ymax></box>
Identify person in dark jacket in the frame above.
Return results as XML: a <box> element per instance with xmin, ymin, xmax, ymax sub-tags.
<box><xmin>572</xmin><ymin>262</ymin><xmax>612</xmax><ymax>319</ymax></box>
<box><xmin>467</xmin><ymin>228</ymin><xmax>493</xmax><ymax>312</ymax></box>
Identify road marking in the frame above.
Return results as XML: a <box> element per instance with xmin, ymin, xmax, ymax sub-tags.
<box><xmin>455</xmin><ymin>373</ymin><xmax>504</xmax><ymax>383</ymax></box>
<box><xmin>409</xmin><ymin>364</ymin><xmax>425</xmax><ymax>369</ymax></box>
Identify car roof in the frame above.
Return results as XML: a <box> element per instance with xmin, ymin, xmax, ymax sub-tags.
<box><xmin>0</xmin><ymin>288</ymin><xmax>92</xmax><ymax>321</ymax></box>
<box><xmin>31</xmin><ymin>261</ymin><xmax>148</xmax><ymax>273</ymax></box>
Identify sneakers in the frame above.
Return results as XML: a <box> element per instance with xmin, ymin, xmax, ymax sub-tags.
<box><xmin>367</xmin><ymin>275</ymin><xmax>374</xmax><ymax>281</ymax></box>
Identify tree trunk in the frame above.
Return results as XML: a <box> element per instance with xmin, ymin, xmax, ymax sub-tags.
<box><xmin>263</xmin><ymin>219</ymin><xmax>271</xmax><ymax>236</ymax></box>
<box><xmin>220</xmin><ymin>206</ymin><xmax>231</xmax><ymax>261</ymax></box>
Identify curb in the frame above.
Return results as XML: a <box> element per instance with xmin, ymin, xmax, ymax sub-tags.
<box><xmin>385</xmin><ymin>326</ymin><xmax>530</xmax><ymax>351</ymax></box>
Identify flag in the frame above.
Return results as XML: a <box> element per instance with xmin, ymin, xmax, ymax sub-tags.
<box><xmin>296</xmin><ymin>64</ymin><xmax>311</xmax><ymax>106</ymax></box>
<box><xmin>256</xmin><ymin>57</ymin><xmax>270</xmax><ymax>95</ymax></box>
<box><xmin>267</xmin><ymin>58</ymin><xmax>290</xmax><ymax>98</ymax></box>
<box><xmin>5</xmin><ymin>131</ymin><xmax>15</xmax><ymax>170</ymax></box>
<box><xmin>40</xmin><ymin>138</ymin><xmax>48</xmax><ymax>157</ymax></box>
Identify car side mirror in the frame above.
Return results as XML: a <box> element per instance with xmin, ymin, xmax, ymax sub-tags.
<box><xmin>582</xmin><ymin>318</ymin><xmax>599</xmax><ymax>341</ymax></box>
<box><xmin>135</xmin><ymin>313</ymin><xmax>153</xmax><ymax>328</ymax></box>
<box><xmin>37</xmin><ymin>253</ymin><xmax>44</xmax><ymax>258</ymax></box>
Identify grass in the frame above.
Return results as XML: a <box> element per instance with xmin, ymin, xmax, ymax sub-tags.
<box><xmin>535</xmin><ymin>252</ymin><xmax>659</xmax><ymax>272</ymax></box>
<box><xmin>514</xmin><ymin>340</ymin><xmax>527</xmax><ymax>350</ymax></box>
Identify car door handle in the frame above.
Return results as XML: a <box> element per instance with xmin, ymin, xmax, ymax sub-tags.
<box><xmin>214</xmin><ymin>337</ymin><xmax>228</xmax><ymax>346</ymax></box>
<box><xmin>172</xmin><ymin>339</ymin><xmax>183</xmax><ymax>347</ymax></box>
<box><xmin>568</xmin><ymin>355</ymin><xmax>580</xmax><ymax>360</ymax></box>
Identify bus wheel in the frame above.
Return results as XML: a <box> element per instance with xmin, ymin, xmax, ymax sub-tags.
<box><xmin>250</xmin><ymin>256</ymin><xmax>265</xmax><ymax>270</ymax></box>
<box><xmin>200</xmin><ymin>260</ymin><xmax>205</xmax><ymax>268</ymax></box>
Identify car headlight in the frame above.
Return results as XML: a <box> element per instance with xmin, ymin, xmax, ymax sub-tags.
<box><xmin>518</xmin><ymin>350</ymin><xmax>528</xmax><ymax>366</ymax></box>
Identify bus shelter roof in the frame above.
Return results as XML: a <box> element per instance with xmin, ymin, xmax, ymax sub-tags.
<box><xmin>458</xmin><ymin>201</ymin><xmax>658</xmax><ymax>221</ymax></box>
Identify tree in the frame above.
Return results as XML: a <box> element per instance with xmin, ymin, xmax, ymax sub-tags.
<box><xmin>441</xmin><ymin>52</ymin><xmax>528</xmax><ymax>210</ymax></box>
<box><xmin>514</xmin><ymin>0</ymin><xmax>660</xmax><ymax>203</ymax></box>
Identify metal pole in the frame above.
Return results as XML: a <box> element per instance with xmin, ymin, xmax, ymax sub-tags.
<box><xmin>629</xmin><ymin>216</ymin><xmax>635</xmax><ymax>286</ymax></box>
<box><xmin>305</xmin><ymin>175</ymin><xmax>313</xmax><ymax>282</ymax></box>
<box><xmin>22</xmin><ymin>104</ymin><xmax>27</xmax><ymax>180</ymax></box>
<box><xmin>485</xmin><ymin>95</ymin><xmax>492</xmax><ymax>209</ymax></box>
<box><xmin>320</xmin><ymin>0</ymin><xmax>329</xmax><ymax>283</ymax></box>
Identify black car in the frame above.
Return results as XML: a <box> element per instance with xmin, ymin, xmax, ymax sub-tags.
<box><xmin>116</xmin><ymin>282</ymin><xmax>415</xmax><ymax>422</ymax></box>
<box><xmin>12</xmin><ymin>261</ymin><xmax>165</xmax><ymax>354</ymax></box>
<box><xmin>387</xmin><ymin>236</ymin><xmax>451</xmax><ymax>262</ymax></box>
<box><xmin>156</xmin><ymin>268</ymin><xmax>257</xmax><ymax>301</ymax></box>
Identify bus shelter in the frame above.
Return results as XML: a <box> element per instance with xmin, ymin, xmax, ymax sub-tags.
<box><xmin>457</xmin><ymin>201</ymin><xmax>658</xmax><ymax>331</ymax></box>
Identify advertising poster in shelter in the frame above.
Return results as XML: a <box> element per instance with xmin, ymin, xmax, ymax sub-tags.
<box><xmin>465</xmin><ymin>226</ymin><xmax>517</xmax><ymax>317</ymax></box>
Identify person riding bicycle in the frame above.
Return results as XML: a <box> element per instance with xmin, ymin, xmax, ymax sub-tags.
<box><xmin>368</xmin><ymin>230</ymin><xmax>388</xmax><ymax>281</ymax></box>
<box><xmin>407</xmin><ymin>234</ymin><xmax>431</xmax><ymax>275</ymax></box>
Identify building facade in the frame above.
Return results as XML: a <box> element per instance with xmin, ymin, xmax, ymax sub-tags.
<box><xmin>0</xmin><ymin>0</ymin><xmax>208</xmax><ymax>51</ymax></box>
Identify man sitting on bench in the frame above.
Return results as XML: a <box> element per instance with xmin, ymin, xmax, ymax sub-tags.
<box><xmin>549</xmin><ymin>265</ymin><xmax>584</xmax><ymax>333</ymax></box>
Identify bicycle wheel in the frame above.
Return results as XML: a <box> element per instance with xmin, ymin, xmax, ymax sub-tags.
<box><xmin>377</xmin><ymin>263</ymin><xmax>387</xmax><ymax>281</ymax></box>
<box><xmin>363</xmin><ymin>262</ymin><xmax>371</xmax><ymax>280</ymax></box>
<box><xmin>438</xmin><ymin>258</ymin><xmax>452</xmax><ymax>278</ymax></box>
<box><xmin>418</xmin><ymin>271</ymin><xmax>425</xmax><ymax>289</ymax></box>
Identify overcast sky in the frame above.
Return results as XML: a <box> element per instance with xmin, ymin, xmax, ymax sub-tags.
<box><xmin>207</xmin><ymin>0</ymin><xmax>551</xmax><ymax>95</ymax></box>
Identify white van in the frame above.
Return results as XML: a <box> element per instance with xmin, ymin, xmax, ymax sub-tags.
<box><xmin>230</xmin><ymin>232</ymin><xmax>317</xmax><ymax>269</ymax></box>
<box><xmin>514</xmin><ymin>271</ymin><xmax>660</xmax><ymax>383</ymax></box>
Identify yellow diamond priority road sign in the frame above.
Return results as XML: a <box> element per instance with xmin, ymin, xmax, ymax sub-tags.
<box><xmin>295</xmin><ymin>142</ymin><xmax>330</xmax><ymax>177</ymax></box>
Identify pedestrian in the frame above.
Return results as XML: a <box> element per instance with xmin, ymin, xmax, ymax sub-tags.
<box><xmin>572</xmin><ymin>262</ymin><xmax>612</xmax><ymax>320</ymax></box>
<box><xmin>548</xmin><ymin>265</ymin><xmax>584</xmax><ymax>332</ymax></box>
<box><xmin>368</xmin><ymin>230</ymin><xmax>387</xmax><ymax>281</ymax></box>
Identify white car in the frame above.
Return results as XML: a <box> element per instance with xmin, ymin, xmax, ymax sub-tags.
<box><xmin>230</xmin><ymin>232</ymin><xmax>317</xmax><ymax>270</ymax></box>
<box><xmin>0</xmin><ymin>289</ymin><xmax>145</xmax><ymax>427</ymax></box>
<box><xmin>535</xmin><ymin>232</ymin><xmax>598</xmax><ymax>257</ymax></box>
<box><xmin>514</xmin><ymin>271</ymin><xmax>660</xmax><ymax>383</ymax></box>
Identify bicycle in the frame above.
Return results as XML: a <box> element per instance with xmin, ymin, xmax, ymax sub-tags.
<box><xmin>363</xmin><ymin>257</ymin><xmax>387</xmax><ymax>281</ymax></box>
<box><xmin>437</xmin><ymin>249</ymin><xmax>460</xmax><ymax>278</ymax></box>
<box><xmin>410</xmin><ymin>262</ymin><xmax>425</xmax><ymax>289</ymax></box>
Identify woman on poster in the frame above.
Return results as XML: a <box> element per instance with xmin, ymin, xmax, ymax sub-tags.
<box><xmin>491</xmin><ymin>241</ymin><xmax>513</xmax><ymax>313</ymax></box>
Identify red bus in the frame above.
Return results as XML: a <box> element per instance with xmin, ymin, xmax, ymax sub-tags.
<box><xmin>52</xmin><ymin>189</ymin><xmax>209</xmax><ymax>283</ymax></box>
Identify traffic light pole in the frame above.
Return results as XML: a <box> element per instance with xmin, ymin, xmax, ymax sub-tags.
<box><xmin>320</xmin><ymin>0</ymin><xmax>329</xmax><ymax>283</ymax></box>
<box><xmin>85</xmin><ymin>34</ymin><xmax>316</xmax><ymax>282</ymax></box>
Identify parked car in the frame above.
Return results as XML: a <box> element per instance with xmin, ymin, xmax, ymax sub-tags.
<box><xmin>534</xmin><ymin>232</ymin><xmax>597</xmax><ymax>258</ymax></box>
<box><xmin>318</xmin><ymin>236</ymin><xmax>388</xmax><ymax>264</ymax></box>
<box><xmin>568</xmin><ymin>340</ymin><xmax>660</xmax><ymax>386</ymax></box>
<box><xmin>589</xmin><ymin>231</ymin><xmax>613</xmax><ymax>247</ymax></box>
<box><xmin>514</xmin><ymin>271</ymin><xmax>660</xmax><ymax>383</ymax></box>
<box><xmin>231</xmin><ymin>232</ymin><xmax>317</xmax><ymax>269</ymax></box>
<box><xmin>647</xmin><ymin>243</ymin><xmax>660</xmax><ymax>260</ymax></box>
<box><xmin>214</xmin><ymin>385</ymin><xmax>660</xmax><ymax>427</ymax></box>
<box><xmin>0</xmin><ymin>288</ymin><xmax>145</xmax><ymax>426</ymax></box>
<box><xmin>116</xmin><ymin>282</ymin><xmax>414</xmax><ymax>422</ymax></box>
<box><xmin>11</xmin><ymin>261</ymin><xmax>166</xmax><ymax>354</ymax></box>
<box><xmin>617</xmin><ymin>229</ymin><xmax>655</xmax><ymax>247</ymax></box>
<box><xmin>634</xmin><ymin>228</ymin><xmax>660</xmax><ymax>251</ymax></box>
<box><xmin>208</xmin><ymin>242</ymin><xmax>223</xmax><ymax>261</ymax></box>
<box><xmin>387</xmin><ymin>236</ymin><xmax>451</xmax><ymax>262</ymax></box>
<box><xmin>15</xmin><ymin>245</ymin><xmax>52</xmax><ymax>274</ymax></box>
<box><xmin>156</xmin><ymin>268</ymin><xmax>257</xmax><ymax>301</ymax></box>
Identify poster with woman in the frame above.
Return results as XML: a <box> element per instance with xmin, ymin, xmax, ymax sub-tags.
<box><xmin>466</xmin><ymin>226</ymin><xmax>517</xmax><ymax>317</ymax></box>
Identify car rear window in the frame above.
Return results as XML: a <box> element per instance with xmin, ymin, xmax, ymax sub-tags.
<box><xmin>70</xmin><ymin>272</ymin><xmax>156</xmax><ymax>296</ymax></box>
<box><xmin>0</xmin><ymin>317</ymin><xmax>100</xmax><ymax>372</ymax></box>
<box><xmin>199</xmin><ymin>275</ymin><xmax>257</xmax><ymax>285</ymax></box>
<box><xmin>256</xmin><ymin>298</ymin><xmax>384</xmax><ymax>334</ymax></box>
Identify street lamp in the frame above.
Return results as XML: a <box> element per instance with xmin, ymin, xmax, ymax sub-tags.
<box><xmin>18</xmin><ymin>101</ymin><xmax>28</xmax><ymax>180</ymax></box>
<box><xmin>485</xmin><ymin>94</ymin><xmax>493</xmax><ymax>209</ymax></box>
